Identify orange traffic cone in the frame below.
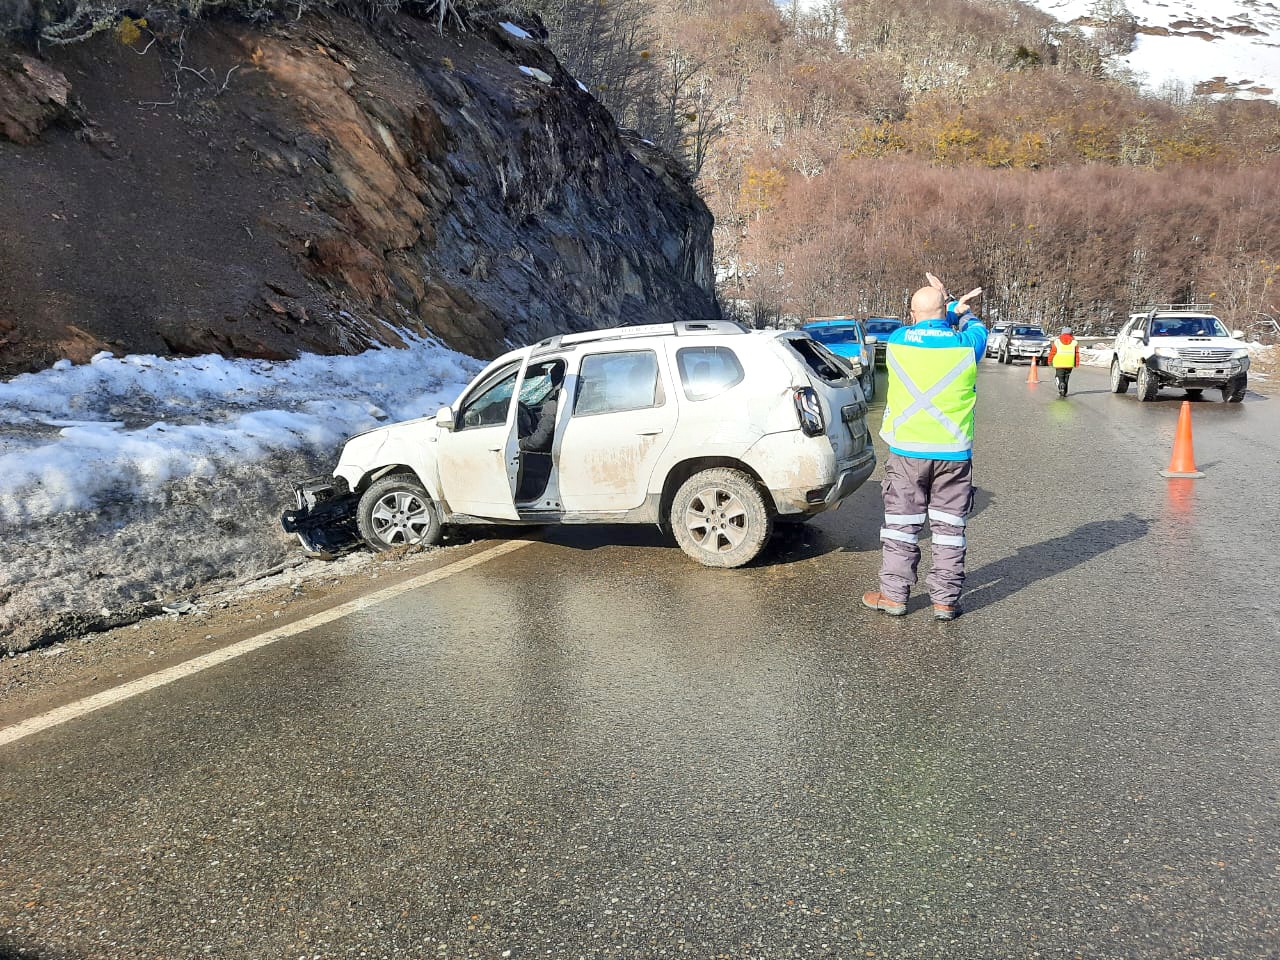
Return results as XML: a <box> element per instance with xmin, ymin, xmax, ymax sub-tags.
<box><xmin>1026</xmin><ymin>356</ymin><xmax>1040</xmax><ymax>385</ymax></box>
<box><xmin>1160</xmin><ymin>401</ymin><xmax>1205</xmax><ymax>479</ymax></box>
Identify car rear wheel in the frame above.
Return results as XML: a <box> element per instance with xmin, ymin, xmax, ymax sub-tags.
<box><xmin>670</xmin><ymin>468</ymin><xmax>772</xmax><ymax>568</ymax></box>
<box><xmin>1109</xmin><ymin>360</ymin><xmax>1129</xmax><ymax>394</ymax></box>
<box><xmin>861</xmin><ymin>370</ymin><xmax>876</xmax><ymax>402</ymax></box>
<box><xmin>1136</xmin><ymin>364</ymin><xmax>1159</xmax><ymax>402</ymax></box>
<box><xmin>357</xmin><ymin>475</ymin><xmax>442</xmax><ymax>552</ymax></box>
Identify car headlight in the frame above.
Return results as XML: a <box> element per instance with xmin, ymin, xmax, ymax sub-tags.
<box><xmin>1231</xmin><ymin>348</ymin><xmax>1250</xmax><ymax>359</ymax></box>
<box><xmin>1154</xmin><ymin>347</ymin><xmax>1179</xmax><ymax>358</ymax></box>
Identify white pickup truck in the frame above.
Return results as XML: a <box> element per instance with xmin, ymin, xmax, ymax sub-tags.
<box><xmin>1109</xmin><ymin>308</ymin><xmax>1250</xmax><ymax>402</ymax></box>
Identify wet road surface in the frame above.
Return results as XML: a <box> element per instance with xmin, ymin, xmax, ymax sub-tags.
<box><xmin>3</xmin><ymin>364</ymin><xmax>1279</xmax><ymax>959</ymax></box>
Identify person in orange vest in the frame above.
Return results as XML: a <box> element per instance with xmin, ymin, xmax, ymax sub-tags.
<box><xmin>1048</xmin><ymin>326</ymin><xmax>1080</xmax><ymax>397</ymax></box>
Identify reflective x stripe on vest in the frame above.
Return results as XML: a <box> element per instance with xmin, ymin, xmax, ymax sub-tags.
<box><xmin>1052</xmin><ymin>338</ymin><xmax>1077</xmax><ymax>368</ymax></box>
<box><xmin>880</xmin><ymin>343</ymin><xmax>977</xmax><ymax>454</ymax></box>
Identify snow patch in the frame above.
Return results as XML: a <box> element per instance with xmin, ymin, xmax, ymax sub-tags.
<box><xmin>518</xmin><ymin>65</ymin><xmax>553</xmax><ymax>84</ymax></box>
<box><xmin>0</xmin><ymin>338</ymin><xmax>482</xmax><ymax>651</ymax></box>
<box><xmin>1024</xmin><ymin>0</ymin><xmax>1280</xmax><ymax>101</ymax></box>
<box><xmin>0</xmin><ymin>338</ymin><xmax>478</xmax><ymax>523</ymax></box>
<box><xmin>500</xmin><ymin>21</ymin><xmax>533</xmax><ymax>40</ymax></box>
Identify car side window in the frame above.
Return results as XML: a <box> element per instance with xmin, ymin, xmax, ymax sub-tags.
<box><xmin>574</xmin><ymin>350</ymin><xmax>664</xmax><ymax>416</ymax></box>
<box><xmin>458</xmin><ymin>364</ymin><xmax>520</xmax><ymax>429</ymax></box>
<box><xmin>676</xmin><ymin>346</ymin><xmax>745</xmax><ymax>401</ymax></box>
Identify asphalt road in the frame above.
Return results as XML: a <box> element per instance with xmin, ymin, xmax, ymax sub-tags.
<box><xmin>3</xmin><ymin>363</ymin><xmax>1279</xmax><ymax>959</ymax></box>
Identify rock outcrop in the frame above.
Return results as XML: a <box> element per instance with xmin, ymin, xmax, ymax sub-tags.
<box><xmin>0</xmin><ymin>8</ymin><xmax>717</xmax><ymax>374</ymax></box>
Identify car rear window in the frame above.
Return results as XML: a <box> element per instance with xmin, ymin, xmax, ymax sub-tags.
<box><xmin>788</xmin><ymin>337</ymin><xmax>849</xmax><ymax>384</ymax></box>
<box><xmin>574</xmin><ymin>350</ymin><xmax>664</xmax><ymax>415</ymax></box>
<box><xmin>676</xmin><ymin>346</ymin><xmax>745</xmax><ymax>401</ymax></box>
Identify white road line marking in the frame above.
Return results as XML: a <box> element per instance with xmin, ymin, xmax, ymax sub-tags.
<box><xmin>0</xmin><ymin>539</ymin><xmax>532</xmax><ymax>749</ymax></box>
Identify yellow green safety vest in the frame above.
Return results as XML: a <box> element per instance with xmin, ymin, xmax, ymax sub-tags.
<box><xmin>880</xmin><ymin>343</ymin><xmax>977</xmax><ymax>455</ymax></box>
<box><xmin>1051</xmin><ymin>338</ymin><xmax>1077</xmax><ymax>368</ymax></box>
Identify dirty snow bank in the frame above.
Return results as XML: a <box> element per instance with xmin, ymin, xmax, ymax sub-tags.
<box><xmin>0</xmin><ymin>339</ymin><xmax>481</xmax><ymax>652</ymax></box>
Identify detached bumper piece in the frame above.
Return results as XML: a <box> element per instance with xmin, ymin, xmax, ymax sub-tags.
<box><xmin>280</xmin><ymin>477</ymin><xmax>360</xmax><ymax>554</ymax></box>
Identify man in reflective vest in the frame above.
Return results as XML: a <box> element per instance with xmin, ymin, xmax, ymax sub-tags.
<box><xmin>1048</xmin><ymin>326</ymin><xmax>1079</xmax><ymax>397</ymax></box>
<box><xmin>863</xmin><ymin>277</ymin><xmax>987</xmax><ymax>621</ymax></box>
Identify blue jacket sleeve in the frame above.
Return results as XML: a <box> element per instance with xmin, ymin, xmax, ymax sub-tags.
<box><xmin>956</xmin><ymin>313</ymin><xmax>988</xmax><ymax>361</ymax></box>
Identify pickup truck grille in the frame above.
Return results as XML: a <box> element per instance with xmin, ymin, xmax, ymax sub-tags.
<box><xmin>1176</xmin><ymin>348</ymin><xmax>1234</xmax><ymax>362</ymax></box>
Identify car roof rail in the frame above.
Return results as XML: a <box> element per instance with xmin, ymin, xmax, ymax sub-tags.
<box><xmin>674</xmin><ymin>319</ymin><xmax>749</xmax><ymax>335</ymax></box>
<box><xmin>1137</xmin><ymin>303</ymin><xmax>1217</xmax><ymax>315</ymax></box>
<box><xmin>531</xmin><ymin>320</ymin><xmax>747</xmax><ymax>355</ymax></box>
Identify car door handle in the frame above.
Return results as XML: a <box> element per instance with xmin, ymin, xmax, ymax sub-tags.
<box><xmin>488</xmin><ymin>446</ymin><xmax>502</xmax><ymax>452</ymax></box>
<box><xmin>636</xmin><ymin>429</ymin><xmax>664</xmax><ymax>436</ymax></box>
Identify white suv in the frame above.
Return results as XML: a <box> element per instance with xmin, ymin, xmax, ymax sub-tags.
<box><xmin>282</xmin><ymin>321</ymin><xmax>876</xmax><ymax>568</ymax></box>
<box><xmin>1109</xmin><ymin>309</ymin><xmax>1250</xmax><ymax>402</ymax></box>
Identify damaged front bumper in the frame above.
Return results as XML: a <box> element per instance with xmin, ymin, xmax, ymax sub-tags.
<box><xmin>280</xmin><ymin>477</ymin><xmax>361</xmax><ymax>554</ymax></box>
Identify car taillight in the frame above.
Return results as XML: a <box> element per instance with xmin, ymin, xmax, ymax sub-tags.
<box><xmin>794</xmin><ymin>387</ymin><xmax>825</xmax><ymax>436</ymax></box>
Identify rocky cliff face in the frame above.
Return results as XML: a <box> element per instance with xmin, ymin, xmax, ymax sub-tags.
<box><xmin>0</xmin><ymin>8</ymin><xmax>717</xmax><ymax>375</ymax></box>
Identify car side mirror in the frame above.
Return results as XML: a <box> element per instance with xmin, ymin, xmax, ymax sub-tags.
<box><xmin>1232</xmin><ymin>329</ymin><xmax>1244</xmax><ymax>339</ymax></box>
<box><xmin>436</xmin><ymin>406</ymin><xmax>455</xmax><ymax>430</ymax></box>
<box><xmin>1130</xmin><ymin>332</ymin><xmax>1144</xmax><ymax>341</ymax></box>
<box><xmin>865</xmin><ymin>335</ymin><xmax>878</xmax><ymax>345</ymax></box>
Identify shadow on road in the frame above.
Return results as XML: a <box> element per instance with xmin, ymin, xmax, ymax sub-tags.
<box><xmin>961</xmin><ymin>513</ymin><xmax>1152</xmax><ymax>614</ymax></box>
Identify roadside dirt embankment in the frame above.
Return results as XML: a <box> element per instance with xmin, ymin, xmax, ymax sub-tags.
<box><xmin>0</xmin><ymin>6</ymin><xmax>718</xmax><ymax>375</ymax></box>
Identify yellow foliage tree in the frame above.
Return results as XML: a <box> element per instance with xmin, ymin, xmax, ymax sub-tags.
<box><xmin>737</xmin><ymin>166</ymin><xmax>786</xmax><ymax>218</ymax></box>
<box><xmin>933</xmin><ymin>119</ymin><xmax>980</xmax><ymax>165</ymax></box>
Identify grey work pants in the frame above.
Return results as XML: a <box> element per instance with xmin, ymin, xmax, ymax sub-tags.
<box><xmin>878</xmin><ymin>453</ymin><xmax>973</xmax><ymax>606</ymax></box>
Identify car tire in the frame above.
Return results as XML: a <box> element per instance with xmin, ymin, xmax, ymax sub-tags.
<box><xmin>356</xmin><ymin>474</ymin><xmax>443</xmax><ymax>552</ymax></box>
<box><xmin>1136</xmin><ymin>364</ymin><xmax>1159</xmax><ymax>402</ymax></box>
<box><xmin>861</xmin><ymin>370</ymin><xmax>876</xmax><ymax>402</ymax></box>
<box><xmin>1109</xmin><ymin>360</ymin><xmax>1129</xmax><ymax>394</ymax></box>
<box><xmin>1221</xmin><ymin>374</ymin><xmax>1247</xmax><ymax>403</ymax></box>
<box><xmin>670</xmin><ymin>467</ymin><xmax>772</xmax><ymax>568</ymax></box>
<box><xmin>999</xmin><ymin>348</ymin><xmax>1009</xmax><ymax>364</ymax></box>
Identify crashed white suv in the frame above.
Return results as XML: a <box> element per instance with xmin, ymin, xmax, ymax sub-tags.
<box><xmin>282</xmin><ymin>321</ymin><xmax>876</xmax><ymax>568</ymax></box>
<box><xmin>1110</xmin><ymin>308</ymin><xmax>1250</xmax><ymax>402</ymax></box>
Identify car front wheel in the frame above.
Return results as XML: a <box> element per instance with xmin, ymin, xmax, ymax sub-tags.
<box><xmin>1136</xmin><ymin>364</ymin><xmax>1159</xmax><ymax>402</ymax></box>
<box><xmin>357</xmin><ymin>475</ymin><xmax>443</xmax><ymax>552</ymax></box>
<box><xmin>670</xmin><ymin>467</ymin><xmax>772</xmax><ymax>568</ymax></box>
<box><xmin>1221</xmin><ymin>374</ymin><xmax>1247</xmax><ymax>403</ymax></box>
<box><xmin>1110</xmin><ymin>360</ymin><xmax>1129</xmax><ymax>394</ymax></box>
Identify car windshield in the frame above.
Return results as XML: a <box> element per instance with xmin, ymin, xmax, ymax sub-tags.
<box><xmin>803</xmin><ymin>325</ymin><xmax>861</xmax><ymax>345</ymax></box>
<box><xmin>1151</xmin><ymin>316</ymin><xmax>1229</xmax><ymax>337</ymax></box>
<box><xmin>865</xmin><ymin>319</ymin><xmax>901</xmax><ymax>334</ymax></box>
<box><xmin>1012</xmin><ymin>327</ymin><xmax>1045</xmax><ymax>337</ymax></box>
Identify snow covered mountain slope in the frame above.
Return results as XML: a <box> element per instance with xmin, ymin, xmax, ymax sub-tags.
<box><xmin>1026</xmin><ymin>0</ymin><xmax>1280</xmax><ymax>100</ymax></box>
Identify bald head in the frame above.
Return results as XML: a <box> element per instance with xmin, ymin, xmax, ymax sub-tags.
<box><xmin>910</xmin><ymin>286</ymin><xmax>946</xmax><ymax>323</ymax></box>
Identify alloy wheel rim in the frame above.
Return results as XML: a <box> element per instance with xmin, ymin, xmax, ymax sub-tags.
<box><xmin>684</xmin><ymin>487</ymin><xmax>749</xmax><ymax>553</ymax></box>
<box><xmin>370</xmin><ymin>491</ymin><xmax>431</xmax><ymax>545</ymax></box>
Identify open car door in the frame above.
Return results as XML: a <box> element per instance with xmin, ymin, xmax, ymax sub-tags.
<box><xmin>435</xmin><ymin>360</ymin><xmax>523</xmax><ymax>519</ymax></box>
